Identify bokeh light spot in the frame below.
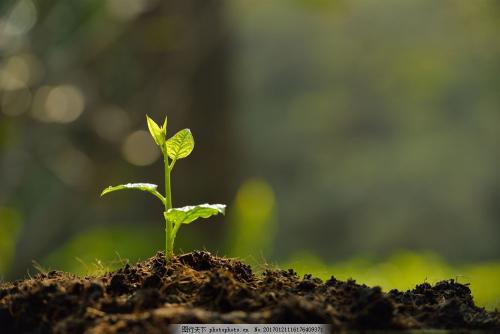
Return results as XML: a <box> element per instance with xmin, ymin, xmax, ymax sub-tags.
<box><xmin>30</xmin><ymin>84</ymin><xmax>86</xmax><ymax>123</ymax></box>
<box><xmin>0</xmin><ymin>56</ymin><xmax>31</xmax><ymax>90</ymax></box>
<box><xmin>122</xmin><ymin>130</ymin><xmax>161</xmax><ymax>166</ymax></box>
<box><xmin>235</xmin><ymin>179</ymin><xmax>275</xmax><ymax>221</ymax></box>
<box><xmin>45</xmin><ymin>85</ymin><xmax>85</xmax><ymax>123</ymax></box>
<box><xmin>45</xmin><ymin>146</ymin><xmax>94</xmax><ymax>188</ymax></box>
<box><xmin>1</xmin><ymin>0</ymin><xmax>37</xmax><ymax>36</ymax></box>
<box><xmin>92</xmin><ymin>106</ymin><xmax>131</xmax><ymax>142</ymax></box>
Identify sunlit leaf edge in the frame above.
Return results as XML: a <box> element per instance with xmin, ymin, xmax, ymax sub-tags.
<box><xmin>164</xmin><ymin>203</ymin><xmax>226</xmax><ymax>225</ymax></box>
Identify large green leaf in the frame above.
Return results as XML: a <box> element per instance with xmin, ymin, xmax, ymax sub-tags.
<box><xmin>166</xmin><ymin>129</ymin><xmax>194</xmax><ymax>160</ymax></box>
<box><xmin>146</xmin><ymin>115</ymin><xmax>166</xmax><ymax>147</ymax></box>
<box><xmin>101</xmin><ymin>183</ymin><xmax>165</xmax><ymax>203</ymax></box>
<box><xmin>164</xmin><ymin>204</ymin><xmax>226</xmax><ymax>225</ymax></box>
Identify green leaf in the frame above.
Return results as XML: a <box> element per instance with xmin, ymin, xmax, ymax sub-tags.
<box><xmin>166</xmin><ymin>129</ymin><xmax>194</xmax><ymax>160</ymax></box>
<box><xmin>162</xmin><ymin>116</ymin><xmax>167</xmax><ymax>132</ymax></box>
<box><xmin>101</xmin><ymin>183</ymin><xmax>165</xmax><ymax>203</ymax></box>
<box><xmin>164</xmin><ymin>204</ymin><xmax>226</xmax><ymax>225</ymax></box>
<box><xmin>146</xmin><ymin>115</ymin><xmax>165</xmax><ymax>147</ymax></box>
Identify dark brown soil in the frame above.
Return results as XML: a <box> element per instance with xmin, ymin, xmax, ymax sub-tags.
<box><xmin>0</xmin><ymin>251</ymin><xmax>498</xmax><ymax>333</ymax></box>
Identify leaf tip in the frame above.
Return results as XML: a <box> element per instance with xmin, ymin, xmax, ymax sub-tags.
<box><xmin>162</xmin><ymin>116</ymin><xmax>167</xmax><ymax>131</ymax></box>
<box><xmin>146</xmin><ymin>114</ymin><xmax>165</xmax><ymax>147</ymax></box>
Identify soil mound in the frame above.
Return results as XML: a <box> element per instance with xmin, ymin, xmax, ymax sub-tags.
<box><xmin>1</xmin><ymin>251</ymin><xmax>498</xmax><ymax>333</ymax></box>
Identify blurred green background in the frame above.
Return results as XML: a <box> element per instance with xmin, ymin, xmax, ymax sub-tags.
<box><xmin>1</xmin><ymin>0</ymin><xmax>500</xmax><ymax>309</ymax></box>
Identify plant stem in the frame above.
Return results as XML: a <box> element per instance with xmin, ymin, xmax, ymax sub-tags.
<box><xmin>170</xmin><ymin>220</ymin><xmax>182</xmax><ymax>254</ymax></box>
<box><xmin>164</xmin><ymin>147</ymin><xmax>173</xmax><ymax>259</ymax></box>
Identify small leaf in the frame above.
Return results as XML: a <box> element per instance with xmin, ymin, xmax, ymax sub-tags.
<box><xmin>146</xmin><ymin>115</ymin><xmax>165</xmax><ymax>147</ymax></box>
<box><xmin>164</xmin><ymin>204</ymin><xmax>226</xmax><ymax>225</ymax></box>
<box><xmin>101</xmin><ymin>183</ymin><xmax>165</xmax><ymax>203</ymax></box>
<box><xmin>166</xmin><ymin>129</ymin><xmax>194</xmax><ymax>160</ymax></box>
<box><xmin>162</xmin><ymin>116</ymin><xmax>167</xmax><ymax>132</ymax></box>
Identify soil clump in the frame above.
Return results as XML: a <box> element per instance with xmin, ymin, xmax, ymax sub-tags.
<box><xmin>1</xmin><ymin>251</ymin><xmax>498</xmax><ymax>333</ymax></box>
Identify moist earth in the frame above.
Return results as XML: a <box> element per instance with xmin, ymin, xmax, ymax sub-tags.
<box><xmin>0</xmin><ymin>251</ymin><xmax>499</xmax><ymax>333</ymax></box>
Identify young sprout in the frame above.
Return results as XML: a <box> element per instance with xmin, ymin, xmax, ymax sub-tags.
<box><xmin>101</xmin><ymin>115</ymin><xmax>226</xmax><ymax>259</ymax></box>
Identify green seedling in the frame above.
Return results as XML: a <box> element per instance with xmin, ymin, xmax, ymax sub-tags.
<box><xmin>101</xmin><ymin>115</ymin><xmax>226</xmax><ymax>259</ymax></box>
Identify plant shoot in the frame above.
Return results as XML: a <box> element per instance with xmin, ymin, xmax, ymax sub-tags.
<box><xmin>101</xmin><ymin>115</ymin><xmax>226</xmax><ymax>259</ymax></box>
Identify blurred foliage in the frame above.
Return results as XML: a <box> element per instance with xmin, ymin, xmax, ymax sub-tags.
<box><xmin>229</xmin><ymin>0</ymin><xmax>500</xmax><ymax>263</ymax></box>
<box><xmin>0</xmin><ymin>207</ymin><xmax>22</xmax><ymax>277</ymax></box>
<box><xmin>41</xmin><ymin>226</ymin><xmax>164</xmax><ymax>276</ymax></box>
<box><xmin>227</xmin><ymin>179</ymin><xmax>277</xmax><ymax>263</ymax></box>
<box><xmin>283</xmin><ymin>251</ymin><xmax>500</xmax><ymax>310</ymax></box>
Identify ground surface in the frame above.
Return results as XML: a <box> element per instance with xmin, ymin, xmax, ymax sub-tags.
<box><xmin>0</xmin><ymin>251</ymin><xmax>499</xmax><ymax>333</ymax></box>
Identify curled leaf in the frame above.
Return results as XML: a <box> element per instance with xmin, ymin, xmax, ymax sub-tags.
<box><xmin>101</xmin><ymin>183</ymin><xmax>165</xmax><ymax>203</ymax></box>
<box><xmin>146</xmin><ymin>115</ymin><xmax>165</xmax><ymax>147</ymax></box>
<box><xmin>164</xmin><ymin>204</ymin><xmax>226</xmax><ymax>225</ymax></box>
<box><xmin>162</xmin><ymin>116</ymin><xmax>167</xmax><ymax>132</ymax></box>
